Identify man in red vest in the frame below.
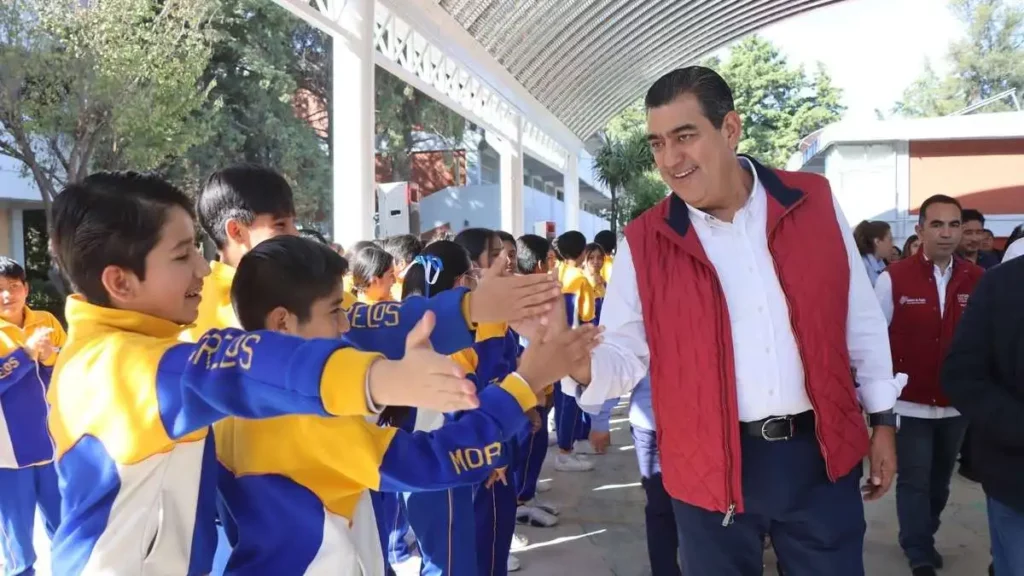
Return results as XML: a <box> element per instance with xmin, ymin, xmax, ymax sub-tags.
<box><xmin>874</xmin><ymin>194</ymin><xmax>981</xmax><ymax>576</ymax></box>
<box><xmin>562</xmin><ymin>66</ymin><xmax>906</xmax><ymax>575</ymax></box>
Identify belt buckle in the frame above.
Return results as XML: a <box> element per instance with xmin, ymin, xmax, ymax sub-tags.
<box><xmin>760</xmin><ymin>415</ymin><xmax>793</xmax><ymax>442</ymax></box>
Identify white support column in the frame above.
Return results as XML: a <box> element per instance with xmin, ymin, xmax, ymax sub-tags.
<box><xmin>564</xmin><ymin>151</ymin><xmax>580</xmax><ymax>232</ymax></box>
<box><xmin>11</xmin><ymin>208</ymin><xmax>24</xmax><ymax>264</ymax></box>
<box><xmin>499</xmin><ymin>118</ymin><xmax>524</xmax><ymax>236</ymax></box>
<box><xmin>332</xmin><ymin>0</ymin><xmax>376</xmax><ymax>247</ymax></box>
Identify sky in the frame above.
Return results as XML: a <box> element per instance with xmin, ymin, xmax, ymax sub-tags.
<box><xmin>717</xmin><ymin>0</ymin><xmax>964</xmax><ymax>121</ymax></box>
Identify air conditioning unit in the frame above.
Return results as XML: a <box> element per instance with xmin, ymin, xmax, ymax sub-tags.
<box><xmin>534</xmin><ymin>221</ymin><xmax>556</xmax><ymax>240</ymax></box>
<box><xmin>377</xmin><ymin>182</ymin><xmax>420</xmax><ymax>237</ymax></box>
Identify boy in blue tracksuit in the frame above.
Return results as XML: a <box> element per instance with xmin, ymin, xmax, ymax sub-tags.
<box><xmin>551</xmin><ymin>231</ymin><xmax>596</xmax><ymax>472</ymax></box>
<box><xmin>510</xmin><ymin>235</ymin><xmax>562</xmax><ymax>531</ymax></box>
<box><xmin>186</xmin><ymin>165</ymin><xmax>566</xmax><ymax>572</ymax></box>
<box><xmin>471</xmin><ymin>322</ymin><xmax>525</xmax><ymax>575</ymax></box>
<box><xmin>214</xmin><ymin>236</ymin><xmax>599</xmax><ymax>574</ymax></box>
<box><xmin>0</xmin><ymin>257</ymin><xmax>64</xmax><ymax>576</ymax></box>
<box><xmin>44</xmin><ymin>172</ymin><xmax>488</xmax><ymax>575</ymax></box>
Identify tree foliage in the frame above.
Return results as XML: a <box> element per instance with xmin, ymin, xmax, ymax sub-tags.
<box><xmin>895</xmin><ymin>0</ymin><xmax>1023</xmax><ymax>117</ymax></box>
<box><xmin>592</xmin><ymin>130</ymin><xmax>654</xmax><ymax>236</ymax></box>
<box><xmin>164</xmin><ymin>0</ymin><xmax>333</xmax><ymax>225</ymax></box>
<box><xmin>705</xmin><ymin>36</ymin><xmax>846</xmax><ymax>168</ymax></box>
<box><xmin>0</xmin><ymin>0</ymin><xmax>217</xmax><ymax>221</ymax></box>
<box><xmin>601</xmin><ymin>35</ymin><xmax>842</xmax><ymax>227</ymax></box>
<box><xmin>375</xmin><ymin>68</ymin><xmax>467</xmax><ymax>181</ymax></box>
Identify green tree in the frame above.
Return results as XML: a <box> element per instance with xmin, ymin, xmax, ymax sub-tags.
<box><xmin>707</xmin><ymin>36</ymin><xmax>846</xmax><ymax>167</ymax></box>
<box><xmin>592</xmin><ymin>130</ymin><xmax>654</xmax><ymax>236</ymax></box>
<box><xmin>164</xmin><ymin>0</ymin><xmax>333</xmax><ymax>225</ymax></box>
<box><xmin>616</xmin><ymin>170</ymin><xmax>668</xmax><ymax>229</ymax></box>
<box><xmin>375</xmin><ymin>68</ymin><xmax>467</xmax><ymax>181</ymax></box>
<box><xmin>0</xmin><ymin>0</ymin><xmax>217</xmax><ymax>223</ymax></box>
<box><xmin>895</xmin><ymin>0</ymin><xmax>1023</xmax><ymax>117</ymax></box>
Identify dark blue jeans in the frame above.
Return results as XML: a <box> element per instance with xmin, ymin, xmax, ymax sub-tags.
<box><xmin>895</xmin><ymin>415</ymin><xmax>968</xmax><ymax>568</ymax></box>
<box><xmin>631</xmin><ymin>425</ymin><xmax>682</xmax><ymax>576</ymax></box>
<box><xmin>989</xmin><ymin>496</ymin><xmax>1024</xmax><ymax>576</ymax></box>
<box><xmin>671</xmin><ymin>432</ymin><xmax>865</xmax><ymax>576</ymax></box>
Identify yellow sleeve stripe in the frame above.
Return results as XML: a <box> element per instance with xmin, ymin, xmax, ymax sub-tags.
<box><xmin>475</xmin><ymin>322</ymin><xmax>508</xmax><ymax>342</ymax></box>
<box><xmin>500</xmin><ymin>373</ymin><xmax>538</xmax><ymax>411</ymax></box>
<box><xmin>460</xmin><ymin>293</ymin><xmax>475</xmax><ymax>330</ymax></box>
<box><xmin>320</xmin><ymin>348</ymin><xmax>384</xmax><ymax>416</ymax></box>
<box><xmin>451</xmin><ymin>349</ymin><xmax>479</xmax><ymax>375</ymax></box>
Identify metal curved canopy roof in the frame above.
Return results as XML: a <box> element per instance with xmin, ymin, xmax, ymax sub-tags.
<box><xmin>433</xmin><ymin>0</ymin><xmax>842</xmax><ymax>140</ymax></box>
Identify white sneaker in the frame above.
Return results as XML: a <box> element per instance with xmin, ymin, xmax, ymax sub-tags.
<box><xmin>510</xmin><ymin>532</ymin><xmax>530</xmax><ymax>551</ymax></box>
<box><xmin>522</xmin><ymin>497</ymin><xmax>559</xmax><ymax>515</ymax></box>
<box><xmin>507</xmin><ymin>554</ymin><xmax>522</xmax><ymax>572</ymax></box>
<box><xmin>554</xmin><ymin>453</ymin><xmax>594</xmax><ymax>472</ymax></box>
<box><xmin>575</xmin><ymin>441</ymin><xmax>601</xmax><ymax>455</ymax></box>
<box><xmin>517</xmin><ymin>504</ymin><xmax>558</xmax><ymax>527</ymax></box>
<box><xmin>536</xmin><ymin>481</ymin><xmax>552</xmax><ymax>493</ymax></box>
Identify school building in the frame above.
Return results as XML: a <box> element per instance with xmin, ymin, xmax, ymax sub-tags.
<box><xmin>0</xmin><ymin>156</ymin><xmax>45</xmax><ymax>264</ymax></box>
<box><xmin>787</xmin><ymin>111</ymin><xmax>1024</xmax><ymax>246</ymax></box>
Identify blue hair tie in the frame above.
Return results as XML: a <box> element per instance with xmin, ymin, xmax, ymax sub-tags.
<box><xmin>413</xmin><ymin>255</ymin><xmax>443</xmax><ymax>297</ymax></box>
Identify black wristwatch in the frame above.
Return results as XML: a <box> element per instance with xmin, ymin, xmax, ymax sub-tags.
<box><xmin>869</xmin><ymin>409</ymin><xmax>900</xmax><ymax>430</ymax></box>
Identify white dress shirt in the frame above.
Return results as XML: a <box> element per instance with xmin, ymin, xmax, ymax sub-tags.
<box><xmin>563</xmin><ymin>158</ymin><xmax>906</xmax><ymax>422</ymax></box>
<box><xmin>1003</xmin><ymin>238</ymin><xmax>1024</xmax><ymax>262</ymax></box>
<box><xmin>874</xmin><ymin>262</ymin><xmax>961</xmax><ymax>419</ymax></box>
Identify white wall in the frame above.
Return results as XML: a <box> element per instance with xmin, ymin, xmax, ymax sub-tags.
<box><xmin>0</xmin><ymin>156</ymin><xmax>43</xmax><ymax>202</ymax></box>
<box><xmin>822</xmin><ymin>143</ymin><xmax>917</xmax><ymax>242</ymax></box>
<box><xmin>418</xmin><ymin>184</ymin><xmax>610</xmax><ymax>238</ymax></box>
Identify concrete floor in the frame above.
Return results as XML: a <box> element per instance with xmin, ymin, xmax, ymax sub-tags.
<box><xmin>504</xmin><ymin>400</ymin><xmax>993</xmax><ymax>576</ymax></box>
<box><xmin>18</xmin><ymin>400</ymin><xmax>993</xmax><ymax>576</ymax></box>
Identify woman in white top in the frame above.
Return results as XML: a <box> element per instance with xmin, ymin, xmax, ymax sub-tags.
<box><xmin>854</xmin><ymin>220</ymin><xmax>893</xmax><ymax>286</ymax></box>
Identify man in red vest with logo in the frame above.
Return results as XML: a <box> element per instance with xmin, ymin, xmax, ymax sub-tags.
<box><xmin>874</xmin><ymin>194</ymin><xmax>981</xmax><ymax>576</ymax></box>
<box><xmin>562</xmin><ymin>66</ymin><xmax>906</xmax><ymax>576</ymax></box>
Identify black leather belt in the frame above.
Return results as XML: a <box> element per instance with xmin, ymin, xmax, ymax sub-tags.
<box><xmin>740</xmin><ymin>411</ymin><xmax>815</xmax><ymax>442</ymax></box>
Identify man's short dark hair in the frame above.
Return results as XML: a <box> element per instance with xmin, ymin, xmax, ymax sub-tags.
<box><xmin>50</xmin><ymin>172</ymin><xmax>195</xmax><ymax>306</ymax></box>
<box><xmin>232</xmin><ymin>236</ymin><xmax>349</xmax><ymax>331</ymax></box>
<box><xmin>961</xmin><ymin>208</ymin><xmax>984</xmax><ymax>226</ymax></box>
<box><xmin>554</xmin><ymin>231</ymin><xmax>587</xmax><ymax>261</ymax></box>
<box><xmin>983</xmin><ymin>228</ymin><xmax>994</xmax><ymax>237</ymax></box>
<box><xmin>0</xmin><ymin>257</ymin><xmax>26</xmax><ymax>283</ymax></box>
<box><xmin>516</xmin><ymin>234</ymin><xmax>550</xmax><ymax>274</ymax></box>
<box><xmin>495</xmin><ymin>231</ymin><xmax>515</xmax><ymax>245</ymax></box>
<box><xmin>197</xmin><ymin>164</ymin><xmax>296</xmax><ymax>249</ymax></box>
<box><xmin>382</xmin><ymin>234</ymin><xmax>424</xmax><ymax>266</ymax></box>
<box><xmin>645</xmin><ymin>66</ymin><xmax>735</xmax><ymax>129</ymax></box>
<box><xmin>918</xmin><ymin>195</ymin><xmax>963</xmax><ymax>225</ymax></box>
<box><xmin>593</xmin><ymin>230</ymin><xmax>616</xmax><ymax>255</ymax></box>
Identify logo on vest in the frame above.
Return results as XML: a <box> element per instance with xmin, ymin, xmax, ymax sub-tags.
<box><xmin>898</xmin><ymin>296</ymin><xmax>927</xmax><ymax>306</ymax></box>
<box><xmin>957</xmin><ymin>293</ymin><xmax>970</xmax><ymax>306</ymax></box>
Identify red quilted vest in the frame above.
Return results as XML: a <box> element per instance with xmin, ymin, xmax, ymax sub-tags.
<box><xmin>887</xmin><ymin>252</ymin><xmax>982</xmax><ymax>407</ymax></box>
<box><xmin>624</xmin><ymin>157</ymin><xmax>870</xmax><ymax>515</ymax></box>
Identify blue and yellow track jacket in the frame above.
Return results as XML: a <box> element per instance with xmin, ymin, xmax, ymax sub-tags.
<box><xmin>194</xmin><ymin>262</ymin><xmax>527</xmax><ymax>574</ymax></box>
<box><xmin>46</xmin><ymin>295</ymin><xmax>385</xmax><ymax>576</ymax></box>
<box><xmin>0</xmin><ymin>308</ymin><xmax>65</xmax><ymax>469</ymax></box>
<box><xmin>560</xmin><ymin>265</ymin><xmax>596</xmax><ymax>328</ymax></box>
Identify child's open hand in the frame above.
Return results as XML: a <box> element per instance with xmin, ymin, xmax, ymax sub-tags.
<box><xmin>469</xmin><ymin>250</ymin><xmax>561</xmax><ymax>324</ymax></box>
<box><xmin>24</xmin><ymin>328</ymin><xmax>54</xmax><ymax>361</ymax></box>
<box><xmin>517</xmin><ymin>323</ymin><xmax>603</xmax><ymax>393</ymax></box>
<box><xmin>368</xmin><ymin>312</ymin><xmax>480</xmax><ymax>413</ymax></box>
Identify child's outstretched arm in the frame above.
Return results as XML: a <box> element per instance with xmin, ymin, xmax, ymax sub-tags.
<box><xmin>346</xmin><ymin>253</ymin><xmax>562</xmax><ymax>358</ymax></box>
<box><xmin>52</xmin><ymin>317</ymin><xmax>478</xmax><ymax>443</ymax></box>
<box><xmin>372</xmin><ymin>373</ymin><xmax>537</xmax><ymax>492</ymax></box>
<box><xmin>345</xmin><ymin>289</ymin><xmax>474</xmax><ymax>358</ymax></box>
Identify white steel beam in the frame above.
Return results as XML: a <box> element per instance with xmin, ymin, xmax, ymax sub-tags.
<box><xmin>378</xmin><ymin>0</ymin><xmax>583</xmax><ymax>152</ymax></box>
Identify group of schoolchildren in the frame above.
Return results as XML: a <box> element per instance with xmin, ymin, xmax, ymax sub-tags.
<box><xmin>0</xmin><ymin>163</ymin><xmax>618</xmax><ymax>576</ymax></box>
